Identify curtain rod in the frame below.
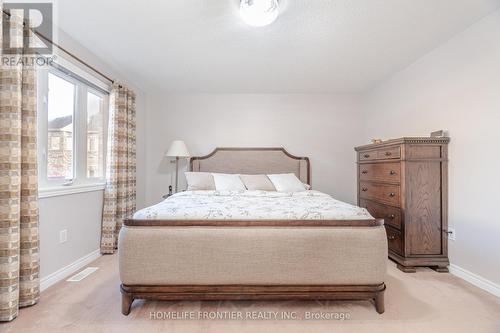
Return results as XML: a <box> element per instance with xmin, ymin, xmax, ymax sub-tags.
<box><xmin>2</xmin><ymin>10</ymin><xmax>115</xmax><ymax>85</ymax></box>
<box><xmin>35</xmin><ymin>32</ymin><xmax>115</xmax><ymax>84</ymax></box>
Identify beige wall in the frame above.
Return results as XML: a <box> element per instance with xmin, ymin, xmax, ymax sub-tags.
<box><xmin>144</xmin><ymin>94</ymin><xmax>365</xmax><ymax>206</ymax></box>
<box><xmin>361</xmin><ymin>10</ymin><xmax>500</xmax><ymax>285</ymax></box>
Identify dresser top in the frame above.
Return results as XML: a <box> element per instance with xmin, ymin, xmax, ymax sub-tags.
<box><xmin>355</xmin><ymin>137</ymin><xmax>450</xmax><ymax>151</ymax></box>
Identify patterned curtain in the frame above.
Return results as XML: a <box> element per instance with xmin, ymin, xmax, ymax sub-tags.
<box><xmin>100</xmin><ymin>83</ymin><xmax>136</xmax><ymax>254</ymax></box>
<box><xmin>0</xmin><ymin>10</ymin><xmax>40</xmax><ymax>322</ymax></box>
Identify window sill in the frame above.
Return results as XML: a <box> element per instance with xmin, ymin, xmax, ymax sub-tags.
<box><xmin>39</xmin><ymin>183</ymin><xmax>106</xmax><ymax>199</ymax></box>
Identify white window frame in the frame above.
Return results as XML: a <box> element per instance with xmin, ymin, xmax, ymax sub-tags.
<box><xmin>37</xmin><ymin>63</ymin><xmax>110</xmax><ymax>198</ymax></box>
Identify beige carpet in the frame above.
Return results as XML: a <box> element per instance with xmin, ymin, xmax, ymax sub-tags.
<box><xmin>3</xmin><ymin>254</ymin><xmax>500</xmax><ymax>333</ymax></box>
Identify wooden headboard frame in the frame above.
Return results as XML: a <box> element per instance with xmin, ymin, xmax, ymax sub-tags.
<box><xmin>189</xmin><ymin>147</ymin><xmax>311</xmax><ymax>185</ymax></box>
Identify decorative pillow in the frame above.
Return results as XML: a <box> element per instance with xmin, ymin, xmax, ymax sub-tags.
<box><xmin>240</xmin><ymin>174</ymin><xmax>276</xmax><ymax>191</ymax></box>
<box><xmin>212</xmin><ymin>173</ymin><xmax>246</xmax><ymax>191</ymax></box>
<box><xmin>185</xmin><ymin>172</ymin><xmax>215</xmax><ymax>190</ymax></box>
<box><xmin>267</xmin><ymin>173</ymin><xmax>307</xmax><ymax>192</ymax></box>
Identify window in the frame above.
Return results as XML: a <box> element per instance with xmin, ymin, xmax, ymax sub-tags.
<box><xmin>86</xmin><ymin>92</ymin><xmax>104</xmax><ymax>178</ymax></box>
<box><xmin>38</xmin><ymin>66</ymin><xmax>109</xmax><ymax>189</ymax></box>
<box><xmin>49</xmin><ymin>136</ymin><xmax>60</xmax><ymax>150</ymax></box>
<box><xmin>47</xmin><ymin>73</ymin><xmax>75</xmax><ymax>180</ymax></box>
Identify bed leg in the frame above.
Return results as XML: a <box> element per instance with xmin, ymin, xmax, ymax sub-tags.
<box><xmin>121</xmin><ymin>291</ymin><xmax>134</xmax><ymax>315</ymax></box>
<box><xmin>374</xmin><ymin>287</ymin><xmax>385</xmax><ymax>314</ymax></box>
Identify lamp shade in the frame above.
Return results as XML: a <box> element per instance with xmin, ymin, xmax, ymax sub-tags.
<box><xmin>166</xmin><ymin>140</ymin><xmax>190</xmax><ymax>157</ymax></box>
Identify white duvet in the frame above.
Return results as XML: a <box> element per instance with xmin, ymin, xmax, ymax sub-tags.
<box><xmin>133</xmin><ymin>190</ymin><xmax>373</xmax><ymax>221</ymax></box>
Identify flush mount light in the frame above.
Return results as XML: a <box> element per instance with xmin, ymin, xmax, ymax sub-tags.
<box><xmin>240</xmin><ymin>0</ymin><xmax>279</xmax><ymax>27</ymax></box>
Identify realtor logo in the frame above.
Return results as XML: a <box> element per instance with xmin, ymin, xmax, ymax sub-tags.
<box><xmin>2</xmin><ymin>2</ymin><xmax>53</xmax><ymax>54</ymax></box>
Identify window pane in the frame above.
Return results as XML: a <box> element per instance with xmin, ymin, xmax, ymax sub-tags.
<box><xmin>47</xmin><ymin>73</ymin><xmax>75</xmax><ymax>180</ymax></box>
<box><xmin>87</xmin><ymin>92</ymin><xmax>104</xmax><ymax>178</ymax></box>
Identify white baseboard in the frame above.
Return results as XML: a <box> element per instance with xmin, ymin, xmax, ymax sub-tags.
<box><xmin>40</xmin><ymin>249</ymin><xmax>101</xmax><ymax>292</ymax></box>
<box><xmin>450</xmin><ymin>264</ymin><xmax>500</xmax><ymax>298</ymax></box>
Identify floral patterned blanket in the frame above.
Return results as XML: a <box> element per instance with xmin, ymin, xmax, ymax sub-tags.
<box><xmin>133</xmin><ymin>190</ymin><xmax>373</xmax><ymax>221</ymax></box>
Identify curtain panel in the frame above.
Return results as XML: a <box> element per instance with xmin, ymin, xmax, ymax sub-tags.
<box><xmin>0</xmin><ymin>10</ymin><xmax>40</xmax><ymax>322</ymax></box>
<box><xmin>100</xmin><ymin>83</ymin><xmax>137</xmax><ymax>254</ymax></box>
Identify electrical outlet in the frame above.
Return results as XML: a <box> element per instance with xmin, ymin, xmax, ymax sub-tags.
<box><xmin>59</xmin><ymin>229</ymin><xmax>68</xmax><ymax>243</ymax></box>
<box><xmin>447</xmin><ymin>227</ymin><xmax>456</xmax><ymax>241</ymax></box>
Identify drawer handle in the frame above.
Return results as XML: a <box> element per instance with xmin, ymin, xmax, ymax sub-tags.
<box><xmin>390</xmin><ymin>170</ymin><xmax>396</xmax><ymax>175</ymax></box>
<box><xmin>386</xmin><ymin>214</ymin><xmax>395</xmax><ymax>219</ymax></box>
<box><xmin>389</xmin><ymin>192</ymin><xmax>396</xmax><ymax>197</ymax></box>
<box><xmin>388</xmin><ymin>235</ymin><xmax>396</xmax><ymax>240</ymax></box>
<box><xmin>385</xmin><ymin>151</ymin><xmax>392</xmax><ymax>156</ymax></box>
<box><xmin>361</xmin><ymin>187</ymin><xmax>368</xmax><ymax>192</ymax></box>
<box><xmin>363</xmin><ymin>154</ymin><xmax>370</xmax><ymax>158</ymax></box>
<box><xmin>361</xmin><ymin>170</ymin><xmax>368</xmax><ymax>174</ymax></box>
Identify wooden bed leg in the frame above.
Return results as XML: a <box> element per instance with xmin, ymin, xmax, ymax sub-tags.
<box><xmin>374</xmin><ymin>287</ymin><xmax>385</xmax><ymax>314</ymax></box>
<box><xmin>122</xmin><ymin>292</ymin><xmax>134</xmax><ymax>315</ymax></box>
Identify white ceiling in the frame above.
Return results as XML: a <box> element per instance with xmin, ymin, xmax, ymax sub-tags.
<box><xmin>55</xmin><ymin>0</ymin><xmax>500</xmax><ymax>93</ymax></box>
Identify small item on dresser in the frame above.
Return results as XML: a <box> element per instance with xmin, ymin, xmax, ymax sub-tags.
<box><xmin>371</xmin><ymin>139</ymin><xmax>383</xmax><ymax>144</ymax></box>
<box><xmin>430</xmin><ymin>130</ymin><xmax>448</xmax><ymax>138</ymax></box>
<box><xmin>355</xmin><ymin>137</ymin><xmax>450</xmax><ymax>273</ymax></box>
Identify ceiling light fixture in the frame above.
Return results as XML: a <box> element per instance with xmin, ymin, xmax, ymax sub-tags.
<box><xmin>240</xmin><ymin>0</ymin><xmax>279</xmax><ymax>27</ymax></box>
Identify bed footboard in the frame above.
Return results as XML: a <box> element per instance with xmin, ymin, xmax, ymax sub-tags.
<box><xmin>120</xmin><ymin>283</ymin><xmax>386</xmax><ymax>315</ymax></box>
<box><xmin>118</xmin><ymin>221</ymin><xmax>387</xmax><ymax>315</ymax></box>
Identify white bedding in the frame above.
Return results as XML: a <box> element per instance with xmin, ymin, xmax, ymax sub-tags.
<box><xmin>133</xmin><ymin>190</ymin><xmax>373</xmax><ymax>220</ymax></box>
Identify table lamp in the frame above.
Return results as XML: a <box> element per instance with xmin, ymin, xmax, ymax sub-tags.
<box><xmin>166</xmin><ymin>140</ymin><xmax>190</xmax><ymax>193</ymax></box>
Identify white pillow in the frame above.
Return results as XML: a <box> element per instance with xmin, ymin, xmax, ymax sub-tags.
<box><xmin>212</xmin><ymin>173</ymin><xmax>246</xmax><ymax>191</ymax></box>
<box><xmin>268</xmin><ymin>173</ymin><xmax>307</xmax><ymax>192</ymax></box>
<box><xmin>185</xmin><ymin>172</ymin><xmax>215</xmax><ymax>190</ymax></box>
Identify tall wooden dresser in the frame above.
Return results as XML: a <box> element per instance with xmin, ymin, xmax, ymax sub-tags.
<box><xmin>355</xmin><ymin>137</ymin><xmax>450</xmax><ymax>273</ymax></box>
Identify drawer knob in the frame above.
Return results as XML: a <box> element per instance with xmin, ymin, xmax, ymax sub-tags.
<box><xmin>385</xmin><ymin>152</ymin><xmax>392</xmax><ymax>156</ymax></box>
<box><xmin>364</xmin><ymin>154</ymin><xmax>370</xmax><ymax>158</ymax></box>
<box><xmin>361</xmin><ymin>187</ymin><xmax>368</xmax><ymax>192</ymax></box>
<box><xmin>387</xmin><ymin>214</ymin><xmax>395</xmax><ymax>219</ymax></box>
<box><xmin>389</xmin><ymin>192</ymin><xmax>396</xmax><ymax>197</ymax></box>
<box><xmin>390</xmin><ymin>170</ymin><xmax>396</xmax><ymax>175</ymax></box>
<box><xmin>388</xmin><ymin>235</ymin><xmax>396</xmax><ymax>240</ymax></box>
<box><xmin>361</xmin><ymin>170</ymin><xmax>368</xmax><ymax>174</ymax></box>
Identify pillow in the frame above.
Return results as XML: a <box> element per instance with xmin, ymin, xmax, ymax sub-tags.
<box><xmin>212</xmin><ymin>173</ymin><xmax>246</xmax><ymax>191</ymax></box>
<box><xmin>240</xmin><ymin>174</ymin><xmax>276</xmax><ymax>191</ymax></box>
<box><xmin>268</xmin><ymin>173</ymin><xmax>307</xmax><ymax>192</ymax></box>
<box><xmin>185</xmin><ymin>172</ymin><xmax>215</xmax><ymax>190</ymax></box>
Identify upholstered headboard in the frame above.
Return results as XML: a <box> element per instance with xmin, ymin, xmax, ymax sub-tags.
<box><xmin>190</xmin><ymin>147</ymin><xmax>311</xmax><ymax>185</ymax></box>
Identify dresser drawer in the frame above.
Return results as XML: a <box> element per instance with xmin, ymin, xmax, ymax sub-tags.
<box><xmin>359</xmin><ymin>182</ymin><xmax>400</xmax><ymax>207</ymax></box>
<box><xmin>359</xmin><ymin>199</ymin><xmax>402</xmax><ymax>229</ymax></box>
<box><xmin>358</xmin><ymin>146</ymin><xmax>401</xmax><ymax>161</ymax></box>
<box><xmin>385</xmin><ymin>225</ymin><xmax>403</xmax><ymax>255</ymax></box>
<box><xmin>359</xmin><ymin>162</ymin><xmax>401</xmax><ymax>183</ymax></box>
<box><xmin>359</xmin><ymin>150</ymin><xmax>377</xmax><ymax>161</ymax></box>
<box><xmin>377</xmin><ymin>146</ymin><xmax>400</xmax><ymax>160</ymax></box>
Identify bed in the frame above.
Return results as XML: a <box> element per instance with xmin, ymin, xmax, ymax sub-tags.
<box><xmin>118</xmin><ymin>148</ymin><xmax>387</xmax><ymax>315</ymax></box>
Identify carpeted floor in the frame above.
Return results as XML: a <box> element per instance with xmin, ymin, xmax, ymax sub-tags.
<box><xmin>3</xmin><ymin>254</ymin><xmax>500</xmax><ymax>333</ymax></box>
